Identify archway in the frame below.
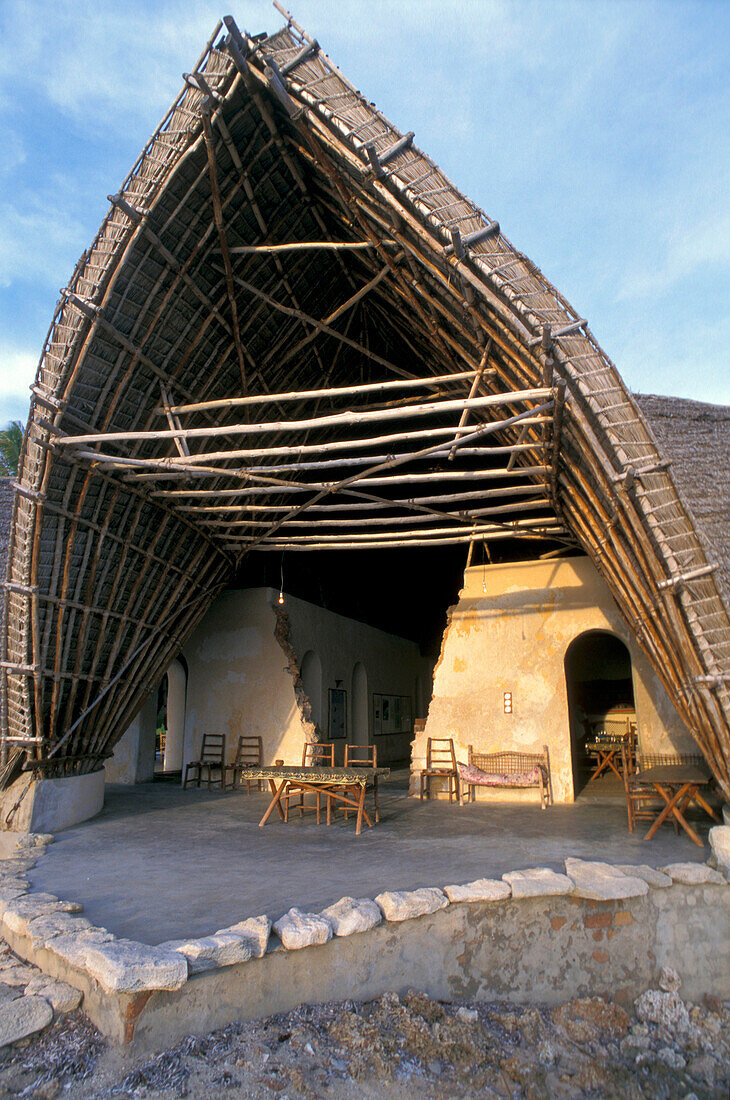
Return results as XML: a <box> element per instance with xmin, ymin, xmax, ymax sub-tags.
<box><xmin>163</xmin><ymin>660</ymin><xmax>187</xmax><ymax>773</ymax></box>
<box><xmin>300</xmin><ymin>650</ymin><xmax>323</xmax><ymax>735</ymax></box>
<box><xmin>351</xmin><ymin>662</ymin><xmax>369</xmax><ymax>747</ymax></box>
<box><xmin>564</xmin><ymin>631</ymin><xmax>635</xmax><ymax>796</ymax></box>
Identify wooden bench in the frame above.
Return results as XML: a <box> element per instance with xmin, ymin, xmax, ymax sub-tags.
<box><xmin>459</xmin><ymin>745</ymin><xmax>553</xmax><ymax>809</ymax></box>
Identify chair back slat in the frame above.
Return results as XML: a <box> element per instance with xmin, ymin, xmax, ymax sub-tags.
<box><xmin>303</xmin><ymin>742</ymin><xmax>335</xmax><ymax>767</ymax></box>
<box><xmin>344</xmin><ymin>744</ymin><xmax>377</xmax><ymax>768</ymax></box>
<box><xmin>234</xmin><ymin>735</ymin><xmax>262</xmax><ymax>768</ymax></box>
<box><xmin>199</xmin><ymin>733</ymin><xmax>226</xmax><ymax>763</ymax></box>
<box><xmin>426</xmin><ymin>737</ymin><xmax>456</xmax><ymax>769</ymax></box>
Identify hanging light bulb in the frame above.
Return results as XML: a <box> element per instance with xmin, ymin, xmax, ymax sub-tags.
<box><xmin>278</xmin><ymin>552</ymin><xmax>285</xmax><ymax>605</ymax></box>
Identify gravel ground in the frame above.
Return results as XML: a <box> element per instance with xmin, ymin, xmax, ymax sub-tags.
<box><xmin>0</xmin><ymin>972</ymin><xmax>728</xmax><ymax>1099</ymax></box>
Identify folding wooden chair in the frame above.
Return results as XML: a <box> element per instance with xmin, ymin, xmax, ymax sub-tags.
<box><xmin>182</xmin><ymin>733</ymin><xmax>229</xmax><ymax>790</ymax></box>
<box><xmin>344</xmin><ymin>743</ymin><xmax>379</xmax><ymax>822</ymax></box>
<box><xmin>419</xmin><ymin>737</ymin><xmax>459</xmax><ymax>802</ymax></box>
<box><xmin>229</xmin><ymin>735</ymin><xmax>263</xmax><ymax>793</ymax></box>
<box><xmin>283</xmin><ymin>742</ymin><xmax>335</xmax><ymax>822</ymax></box>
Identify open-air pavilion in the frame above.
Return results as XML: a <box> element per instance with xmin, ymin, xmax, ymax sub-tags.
<box><xmin>0</xmin><ymin>10</ymin><xmax>728</xmax><ymax>842</ymax></box>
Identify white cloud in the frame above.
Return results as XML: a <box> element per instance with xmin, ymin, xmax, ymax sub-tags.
<box><xmin>0</xmin><ymin>343</ymin><xmax>37</xmax><ymax>425</ymax></box>
<box><xmin>617</xmin><ymin>207</ymin><xmax>730</xmax><ymax>301</ymax></box>
<box><xmin>0</xmin><ymin>0</ymin><xmax>229</xmax><ymax>126</ymax></box>
<box><xmin>0</xmin><ymin>192</ymin><xmax>86</xmax><ymax>289</ymax></box>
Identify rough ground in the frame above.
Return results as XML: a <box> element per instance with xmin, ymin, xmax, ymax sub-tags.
<box><xmin>0</xmin><ymin>963</ymin><xmax>728</xmax><ymax>1100</ymax></box>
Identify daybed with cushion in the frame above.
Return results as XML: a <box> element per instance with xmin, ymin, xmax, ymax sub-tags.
<box><xmin>458</xmin><ymin>745</ymin><xmax>553</xmax><ymax>809</ymax></box>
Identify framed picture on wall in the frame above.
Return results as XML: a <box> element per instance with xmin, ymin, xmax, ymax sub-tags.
<box><xmin>372</xmin><ymin>693</ymin><xmax>413</xmax><ymax>735</ymax></box>
<box><xmin>328</xmin><ymin>688</ymin><xmax>347</xmax><ymax>740</ymax></box>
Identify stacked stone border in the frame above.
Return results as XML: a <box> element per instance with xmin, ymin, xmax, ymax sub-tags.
<box><xmin>1</xmin><ymin>829</ymin><xmax>728</xmax><ymax>1050</ymax></box>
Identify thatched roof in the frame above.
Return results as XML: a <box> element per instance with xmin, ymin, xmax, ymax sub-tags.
<box><xmin>636</xmin><ymin>394</ymin><xmax>730</xmax><ymax>611</ymax></box>
<box><xmin>0</xmin><ymin>479</ymin><xmax>14</xmax><ymax>578</ymax></box>
<box><xmin>2</xmin><ymin>13</ymin><xmax>729</xmax><ymax>793</ymax></box>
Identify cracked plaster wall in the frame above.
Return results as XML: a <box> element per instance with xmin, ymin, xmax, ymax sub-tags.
<box><xmin>414</xmin><ymin>556</ymin><xmax>697</xmax><ymax>802</ymax></box>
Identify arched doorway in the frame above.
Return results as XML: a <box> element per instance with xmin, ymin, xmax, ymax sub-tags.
<box><xmin>564</xmin><ymin>631</ymin><xmax>635</xmax><ymax>796</ymax></box>
<box><xmin>163</xmin><ymin>660</ymin><xmax>187</xmax><ymax>773</ymax></box>
<box><xmin>300</xmin><ymin>650</ymin><xmax>322</xmax><ymax>734</ymax></box>
<box><xmin>352</xmin><ymin>662</ymin><xmax>369</xmax><ymax>746</ymax></box>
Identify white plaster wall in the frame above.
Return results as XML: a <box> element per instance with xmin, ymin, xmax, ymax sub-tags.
<box><xmin>181</xmin><ymin>588</ymin><xmax>309</xmax><ymax>770</ymax></box>
<box><xmin>415</xmin><ymin>556</ymin><xmax>697</xmax><ymax>803</ymax></box>
<box><xmin>282</xmin><ymin>593</ymin><xmax>433</xmax><ymax>765</ymax></box>
<box><xmin>104</xmin><ymin>694</ymin><xmax>158</xmax><ymax>785</ymax></box>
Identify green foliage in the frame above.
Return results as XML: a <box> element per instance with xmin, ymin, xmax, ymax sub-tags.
<box><xmin>0</xmin><ymin>421</ymin><xmax>23</xmax><ymax>477</ymax></box>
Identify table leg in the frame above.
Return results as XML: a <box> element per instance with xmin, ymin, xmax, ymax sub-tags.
<box><xmin>645</xmin><ymin>783</ymin><xmax>703</xmax><ymax>846</ymax></box>
<box><xmin>266</xmin><ymin>778</ymin><xmax>286</xmax><ymax>821</ymax></box>
<box><xmin>690</xmin><ymin>788</ymin><xmax>720</xmax><ymax>822</ymax></box>
<box><xmin>606</xmin><ymin>752</ymin><xmax>624</xmax><ymax>781</ymax></box>
<box><xmin>355</xmin><ymin>783</ymin><xmax>366</xmax><ymax>836</ymax></box>
<box><xmin>259</xmin><ymin>780</ymin><xmax>288</xmax><ymax>828</ymax></box>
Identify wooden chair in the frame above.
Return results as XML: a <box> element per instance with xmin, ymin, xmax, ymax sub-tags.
<box><xmin>283</xmin><ymin>742</ymin><xmax>335</xmax><ymax>822</ymax></box>
<box><xmin>419</xmin><ymin>737</ymin><xmax>459</xmax><ymax>802</ymax></box>
<box><xmin>621</xmin><ymin>747</ymin><xmax>663</xmax><ymax>832</ymax></box>
<box><xmin>344</xmin><ymin>743</ymin><xmax>379</xmax><ymax>822</ymax></box>
<box><xmin>182</xmin><ymin>733</ymin><xmax>229</xmax><ymax>790</ymax></box>
<box><xmin>229</xmin><ymin>735</ymin><xmax>263</xmax><ymax>793</ymax></box>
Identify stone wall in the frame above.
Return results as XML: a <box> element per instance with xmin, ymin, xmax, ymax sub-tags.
<box><xmin>2</xmin><ymin>831</ymin><xmax>728</xmax><ymax>1051</ymax></box>
<box><xmin>414</xmin><ymin>556</ymin><xmax>698</xmax><ymax>802</ymax></box>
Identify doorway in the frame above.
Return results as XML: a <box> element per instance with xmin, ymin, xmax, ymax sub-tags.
<box><xmin>351</xmin><ymin>662</ymin><xmax>369</xmax><ymax>746</ymax></box>
<box><xmin>564</xmin><ymin>631</ymin><xmax>635</xmax><ymax>796</ymax></box>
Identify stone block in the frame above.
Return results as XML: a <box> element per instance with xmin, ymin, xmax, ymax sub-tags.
<box><xmin>614</xmin><ymin>864</ymin><xmax>672</xmax><ymax>889</ymax></box>
<box><xmin>215</xmin><ymin>914</ymin><xmax>271</xmax><ymax>957</ymax></box>
<box><xmin>25</xmin><ymin>912</ymin><xmax>93</xmax><ymax>948</ymax></box>
<box><xmin>565</xmin><ymin>859</ymin><xmax>648</xmax><ymax>900</ymax></box>
<box><xmin>708</xmin><ymin>826</ymin><xmax>730</xmax><ymax>877</ymax></box>
<box><xmin>0</xmin><ymin>982</ymin><xmax>22</xmax><ymax>1004</ymax></box>
<box><xmin>502</xmin><ymin>867</ymin><xmax>574</xmax><ymax>898</ymax></box>
<box><xmin>0</xmin><ymin>857</ymin><xmax>37</xmax><ymax>876</ymax></box>
<box><xmin>320</xmin><ymin>897</ymin><xmax>382</xmax><ymax>936</ymax></box>
<box><xmin>374</xmin><ymin>887</ymin><xmax>449</xmax><ymax>922</ymax></box>
<box><xmin>2</xmin><ymin>963</ymin><xmax>40</xmax><ymax>987</ymax></box>
<box><xmin>0</xmin><ymin>995</ymin><xmax>53</xmax><ymax>1047</ymax></box>
<box><xmin>158</xmin><ymin>933</ymin><xmax>253</xmax><ymax>973</ymax></box>
<box><xmin>2</xmin><ymin>894</ymin><xmax>83</xmax><ymax>937</ymax></box>
<box><xmin>83</xmin><ymin>938</ymin><xmax>188</xmax><ymax>994</ymax></box>
<box><xmin>660</xmin><ymin>862</ymin><xmax>727</xmax><ymax>886</ymax></box>
<box><xmin>0</xmin><ymin>883</ymin><xmax>28</xmax><ymax>904</ymax></box>
<box><xmin>635</xmin><ymin>989</ymin><xmax>690</xmax><ymax>1033</ymax></box>
<box><xmin>24</xmin><ymin>976</ymin><xmax>82</xmax><ymax>1013</ymax></box>
<box><xmin>443</xmin><ymin>879</ymin><xmax>511</xmax><ymax>904</ymax></box>
<box><xmin>19</xmin><ymin>833</ymin><xmax>54</xmax><ymax>847</ymax></box>
<box><xmin>658</xmin><ymin>966</ymin><xmax>681</xmax><ymax>993</ymax></box>
<box><xmin>46</xmin><ymin>929</ymin><xmax>116</xmax><ymax>971</ymax></box>
<box><xmin>273</xmin><ymin>908</ymin><xmax>333</xmax><ymax>950</ymax></box>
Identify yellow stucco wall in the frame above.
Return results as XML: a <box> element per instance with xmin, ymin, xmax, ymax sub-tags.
<box><xmin>413</xmin><ymin>555</ymin><xmax>698</xmax><ymax>803</ymax></box>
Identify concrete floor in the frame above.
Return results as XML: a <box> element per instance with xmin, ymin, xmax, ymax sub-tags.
<box><xmin>30</xmin><ymin>770</ymin><xmax>713</xmax><ymax>946</ymax></box>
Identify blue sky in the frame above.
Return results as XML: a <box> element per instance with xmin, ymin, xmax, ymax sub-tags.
<box><xmin>1</xmin><ymin>0</ymin><xmax>728</xmax><ymax>428</ymax></box>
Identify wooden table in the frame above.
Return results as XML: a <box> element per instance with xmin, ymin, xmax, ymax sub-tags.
<box><xmin>237</xmin><ymin>765</ymin><xmax>390</xmax><ymax>836</ymax></box>
<box><xmin>640</xmin><ymin>764</ymin><xmax>719</xmax><ymax>847</ymax></box>
<box><xmin>585</xmin><ymin>740</ymin><xmax>628</xmax><ymax>781</ymax></box>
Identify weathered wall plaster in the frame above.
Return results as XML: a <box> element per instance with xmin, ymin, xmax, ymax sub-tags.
<box><xmin>0</xmin><ymin>768</ymin><xmax>105</xmax><ymax>833</ymax></box>
<box><xmin>414</xmin><ymin>556</ymin><xmax>697</xmax><ymax>802</ymax></box>
<box><xmin>284</xmin><ymin>593</ymin><xmax>432</xmax><ymax>764</ymax></box>
<box><xmin>180</xmin><ymin>588</ymin><xmax>310</xmax><ymax>770</ymax></box>
<box><xmin>106</xmin><ymin>587</ymin><xmax>431</xmax><ymax>780</ymax></box>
